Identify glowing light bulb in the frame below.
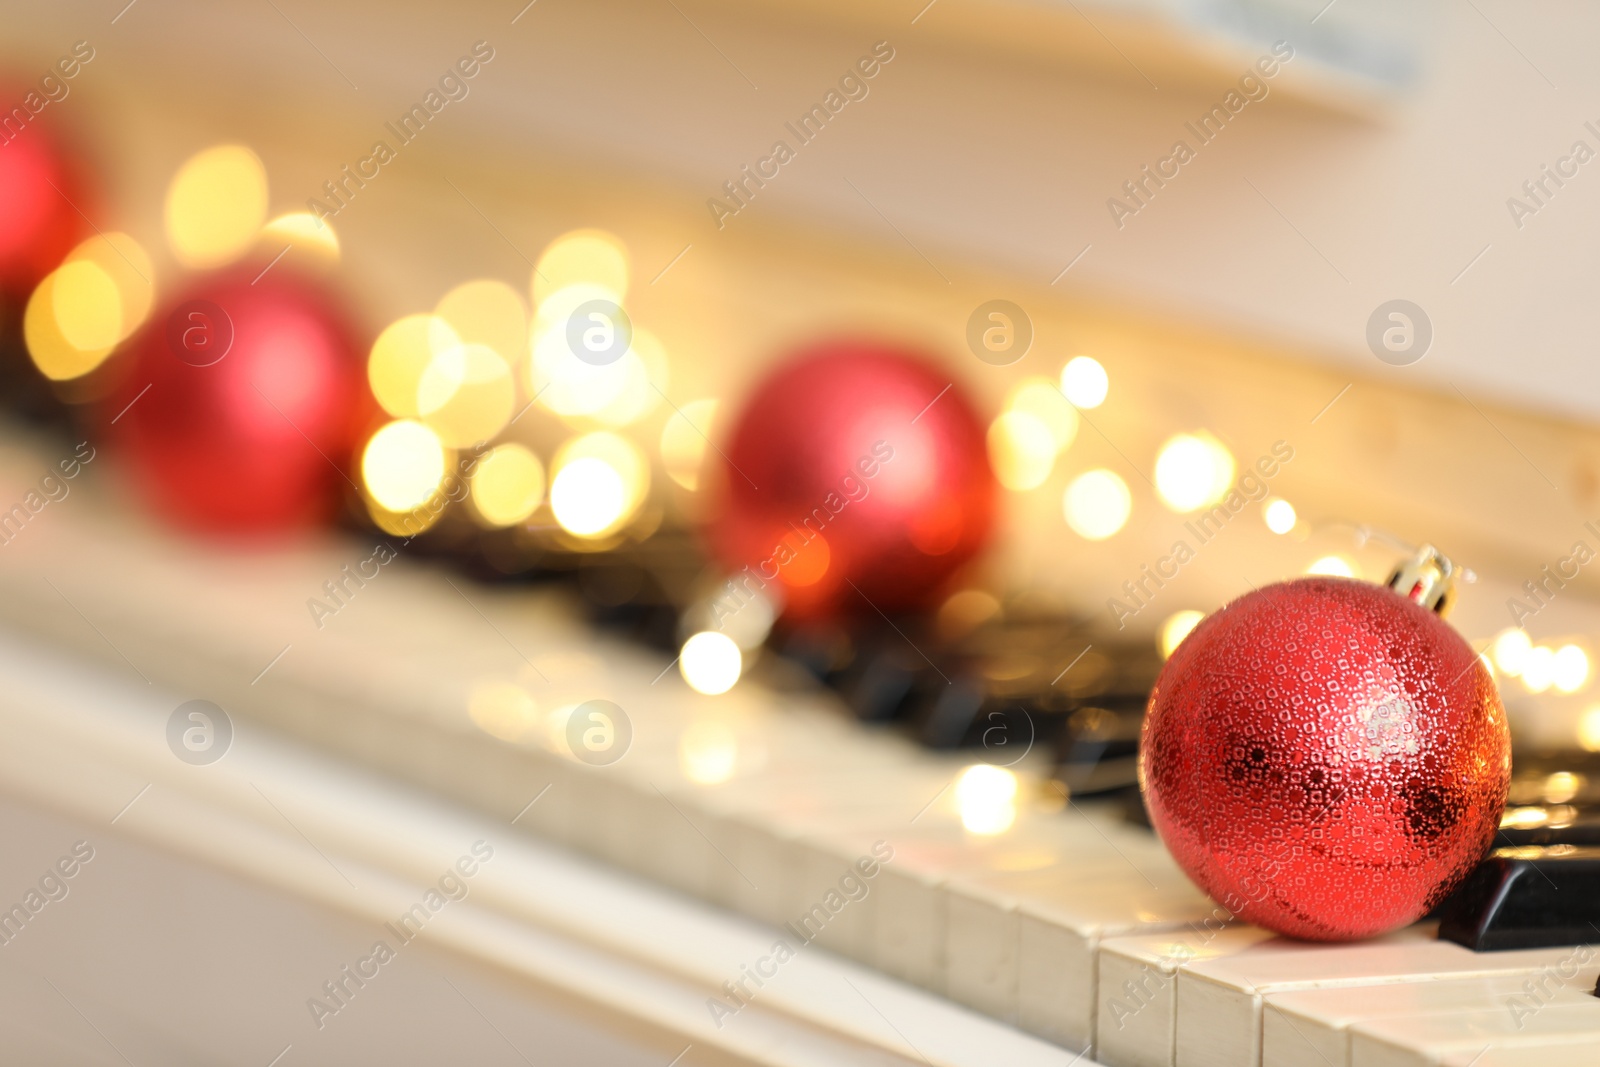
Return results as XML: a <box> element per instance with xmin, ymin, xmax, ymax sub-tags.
<box><xmin>369</xmin><ymin>314</ymin><xmax>460</xmax><ymax>418</ymax></box>
<box><xmin>435</xmin><ymin>279</ymin><xmax>527</xmax><ymax>366</ymax></box>
<box><xmin>533</xmin><ymin>229</ymin><xmax>629</xmax><ymax>306</ymax></box>
<box><xmin>470</xmin><ymin>443</ymin><xmax>545</xmax><ymax>528</ymax></box>
<box><xmin>1008</xmin><ymin>377</ymin><xmax>1078</xmax><ymax>452</ymax></box>
<box><xmin>680</xmin><ymin>631</ymin><xmax>742</xmax><ymax>695</ymax></box>
<box><xmin>1553</xmin><ymin>645</ymin><xmax>1589</xmax><ymax>694</ymax></box>
<box><xmin>1522</xmin><ymin>645</ymin><xmax>1556</xmax><ymax>694</ymax></box>
<box><xmin>661</xmin><ymin>398</ymin><xmax>718</xmax><ymax>491</ymax></box>
<box><xmin>260</xmin><ymin>212</ymin><xmax>340</xmax><ymax>268</ymax></box>
<box><xmin>417</xmin><ymin>342</ymin><xmax>516</xmax><ymax>448</ymax></box>
<box><xmin>551</xmin><ymin>457</ymin><xmax>625</xmax><ymax>537</ymax></box>
<box><xmin>529</xmin><ymin>308</ymin><xmax>633</xmax><ymax>417</ymax></box>
<box><xmin>1306</xmin><ymin>555</ymin><xmax>1354</xmax><ymax>578</ymax></box>
<box><xmin>24</xmin><ymin>233</ymin><xmax>156</xmax><ymax>383</ymax></box>
<box><xmin>988</xmin><ymin>410</ymin><xmax>1058</xmax><ymax>491</ymax></box>
<box><xmin>1063</xmin><ymin>469</ymin><xmax>1131</xmax><ymax>540</ymax></box>
<box><xmin>955</xmin><ymin>764</ymin><xmax>1018</xmax><ymax>836</ymax></box>
<box><xmin>1160</xmin><ymin>610</ymin><xmax>1205</xmax><ymax>659</ymax></box>
<box><xmin>164</xmin><ymin>144</ymin><xmax>268</xmax><ymax>269</ymax></box>
<box><xmin>1154</xmin><ymin>432</ymin><xmax>1236</xmax><ymax>513</ymax></box>
<box><xmin>362</xmin><ymin>420</ymin><xmax>448</xmax><ymax>512</ymax></box>
<box><xmin>679</xmin><ymin>720</ymin><xmax>739</xmax><ymax>784</ymax></box>
<box><xmin>549</xmin><ymin>432</ymin><xmax>648</xmax><ymax>539</ymax></box>
<box><xmin>1580</xmin><ymin>707</ymin><xmax>1600</xmax><ymax>752</ymax></box>
<box><xmin>1060</xmin><ymin>356</ymin><xmax>1108</xmax><ymax>408</ymax></box>
<box><xmin>68</xmin><ymin>233</ymin><xmax>153</xmax><ymax>339</ymax></box>
<box><xmin>50</xmin><ymin>260</ymin><xmax>122</xmax><ymax>351</ymax></box>
<box><xmin>591</xmin><ymin>328</ymin><xmax>668</xmax><ymax>427</ymax></box>
<box><xmin>1263</xmin><ymin>498</ymin><xmax>1296</xmax><ymax>535</ymax></box>
<box><xmin>1492</xmin><ymin>628</ymin><xmax>1532</xmax><ymax>677</ymax></box>
<box><xmin>1543</xmin><ymin>771</ymin><xmax>1582</xmax><ymax>805</ymax></box>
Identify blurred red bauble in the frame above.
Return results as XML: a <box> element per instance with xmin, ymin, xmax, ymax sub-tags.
<box><xmin>1140</xmin><ymin>576</ymin><xmax>1510</xmax><ymax>941</ymax></box>
<box><xmin>0</xmin><ymin>119</ymin><xmax>91</xmax><ymax>297</ymax></box>
<box><xmin>708</xmin><ymin>339</ymin><xmax>995</xmax><ymax>618</ymax></box>
<box><xmin>106</xmin><ymin>266</ymin><xmax>367</xmax><ymax>535</ymax></box>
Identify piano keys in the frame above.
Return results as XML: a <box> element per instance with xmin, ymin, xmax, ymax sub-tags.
<box><xmin>4</xmin><ymin>443</ymin><xmax>1600</xmax><ymax>1066</ymax></box>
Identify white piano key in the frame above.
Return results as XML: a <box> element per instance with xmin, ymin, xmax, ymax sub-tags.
<box><xmin>1262</xmin><ymin>962</ymin><xmax>1600</xmax><ymax>1067</ymax></box>
<box><xmin>1349</xmin><ymin>1001</ymin><xmax>1600</xmax><ymax>1067</ymax></box>
<box><xmin>1180</xmin><ymin>935</ymin><xmax>1599</xmax><ymax>1067</ymax></box>
<box><xmin>1018</xmin><ymin>877</ymin><xmax>1223</xmax><ymax>1055</ymax></box>
<box><xmin>942</xmin><ymin>830</ymin><xmax>1204</xmax><ymax>1030</ymax></box>
<box><xmin>1437</xmin><ymin>1048</ymin><xmax>1600</xmax><ymax>1067</ymax></box>
<box><xmin>1096</xmin><ymin>927</ymin><xmax>1291</xmax><ymax>1067</ymax></box>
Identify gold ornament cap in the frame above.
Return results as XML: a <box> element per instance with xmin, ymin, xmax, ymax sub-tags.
<box><xmin>1386</xmin><ymin>544</ymin><xmax>1459</xmax><ymax>616</ymax></box>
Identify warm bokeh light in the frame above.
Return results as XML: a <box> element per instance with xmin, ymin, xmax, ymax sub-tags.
<box><xmin>26</xmin><ymin>232</ymin><xmax>158</xmax><ymax>381</ymax></box>
<box><xmin>680</xmin><ymin>631</ymin><xmax>742</xmax><ymax>695</ymax></box>
<box><xmin>1160</xmin><ymin>610</ymin><xmax>1205</xmax><ymax>659</ymax></box>
<box><xmin>470</xmin><ymin>443</ymin><xmax>545</xmax><ymax>528</ymax></box>
<box><xmin>25</xmin><ymin>272</ymin><xmax>113</xmax><ymax>381</ymax></box>
<box><xmin>1544</xmin><ymin>771</ymin><xmax>1582</xmax><ymax>804</ymax></box>
<box><xmin>1492</xmin><ymin>627</ymin><xmax>1532</xmax><ymax>677</ymax></box>
<box><xmin>362</xmin><ymin>419</ymin><xmax>449</xmax><ymax>513</ymax></box>
<box><xmin>1263</xmin><ymin>497</ymin><xmax>1297</xmax><ymax>535</ymax></box>
<box><xmin>551</xmin><ymin>457</ymin><xmax>625</xmax><ymax>537</ymax></box>
<box><xmin>937</xmin><ymin>589</ymin><xmax>1002</xmax><ymax>642</ymax></box>
<box><xmin>164</xmin><ymin>144</ymin><xmax>269</xmax><ymax>269</ymax></box>
<box><xmin>1554</xmin><ymin>644</ymin><xmax>1590</xmax><ymax>694</ymax></box>
<box><xmin>1580</xmin><ymin>707</ymin><xmax>1600</xmax><ymax>752</ymax></box>
<box><xmin>549</xmin><ymin>432</ymin><xmax>648</xmax><ymax>538</ymax></box>
<box><xmin>369</xmin><ymin>314</ymin><xmax>460</xmax><ymax>418</ymax></box>
<box><xmin>367</xmin><ymin>500</ymin><xmax>444</xmax><ymax>538</ymax></box>
<box><xmin>533</xmin><ymin>229</ymin><xmax>629</xmax><ymax>306</ymax></box>
<box><xmin>260</xmin><ymin>212</ymin><xmax>340</xmax><ymax>268</ymax></box>
<box><xmin>1008</xmin><ymin>377</ymin><xmax>1078</xmax><ymax>451</ymax></box>
<box><xmin>528</xmin><ymin>301</ymin><xmax>639</xmax><ymax>418</ymax></box>
<box><xmin>661</xmin><ymin>398</ymin><xmax>718</xmax><ymax>491</ymax></box>
<box><xmin>1063</xmin><ymin>468</ymin><xmax>1131</xmax><ymax>540</ymax></box>
<box><xmin>417</xmin><ymin>342</ymin><xmax>516</xmax><ymax>448</ymax></box>
<box><xmin>49</xmin><ymin>259</ymin><xmax>122</xmax><ymax>351</ymax></box>
<box><xmin>1306</xmin><ymin>555</ymin><xmax>1354</xmax><ymax>578</ymax></box>
<box><xmin>988</xmin><ymin>410</ymin><xmax>1058</xmax><ymax>491</ymax></box>
<box><xmin>436</xmin><ymin>279</ymin><xmax>527</xmax><ymax>365</ymax></box>
<box><xmin>469</xmin><ymin>682</ymin><xmax>540</xmax><ymax>743</ymax></box>
<box><xmin>69</xmin><ymin>232</ymin><xmax>154</xmax><ymax>336</ymax></box>
<box><xmin>591</xmin><ymin>328</ymin><xmax>667</xmax><ymax>427</ymax></box>
<box><xmin>1060</xmin><ymin>356</ymin><xmax>1108</xmax><ymax>408</ymax></box>
<box><xmin>1154</xmin><ymin>432</ymin><xmax>1236</xmax><ymax>513</ymax></box>
<box><xmin>955</xmin><ymin>763</ymin><xmax>1018</xmax><ymax>836</ymax></box>
<box><xmin>679</xmin><ymin>720</ymin><xmax>739</xmax><ymax>783</ymax></box>
<box><xmin>1521</xmin><ymin>645</ymin><xmax>1556</xmax><ymax>694</ymax></box>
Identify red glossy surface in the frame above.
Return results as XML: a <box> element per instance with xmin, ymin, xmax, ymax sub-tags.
<box><xmin>708</xmin><ymin>340</ymin><xmax>995</xmax><ymax>618</ymax></box>
<box><xmin>106</xmin><ymin>267</ymin><xmax>367</xmax><ymax>535</ymax></box>
<box><xmin>1140</xmin><ymin>577</ymin><xmax>1510</xmax><ymax>941</ymax></box>
<box><xmin>0</xmin><ymin>121</ymin><xmax>91</xmax><ymax>296</ymax></box>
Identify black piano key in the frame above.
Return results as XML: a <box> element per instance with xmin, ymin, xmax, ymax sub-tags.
<box><xmin>1437</xmin><ymin>845</ymin><xmax>1600</xmax><ymax>951</ymax></box>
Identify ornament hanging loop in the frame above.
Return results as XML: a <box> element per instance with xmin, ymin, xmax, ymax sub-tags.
<box><xmin>1386</xmin><ymin>544</ymin><xmax>1459</xmax><ymax>616</ymax></box>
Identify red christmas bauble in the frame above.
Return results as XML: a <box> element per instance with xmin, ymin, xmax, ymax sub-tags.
<box><xmin>106</xmin><ymin>266</ymin><xmax>367</xmax><ymax>535</ymax></box>
<box><xmin>1141</xmin><ymin>576</ymin><xmax>1510</xmax><ymax>941</ymax></box>
<box><xmin>708</xmin><ymin>339</ymin><xmax>995</xmax><ymax>618</ymax></box>
<box><xmin>0</xmin><ymin>119</ymin><xmax>91</xmax><ymax>297</ymax></box>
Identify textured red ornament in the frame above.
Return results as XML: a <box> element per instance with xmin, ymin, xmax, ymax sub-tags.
<box><xmin>0</xmin><ymin>116</ymin><xmax>91</xmax><ymax>297</ymax></box>
<box><xmin>708</xmin><ymin>339</ymin><xmax>995</xmax><ymax>618</ymax></box>
<box><xmin>1140</xmin><ymin>576</ymin><xmax>1510</xmax><ymax>941</ymax></box>
<box><xmin>105</xmin><ymin>266</ymin><xmax>367</xmax><ymax>535</ymax></box>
